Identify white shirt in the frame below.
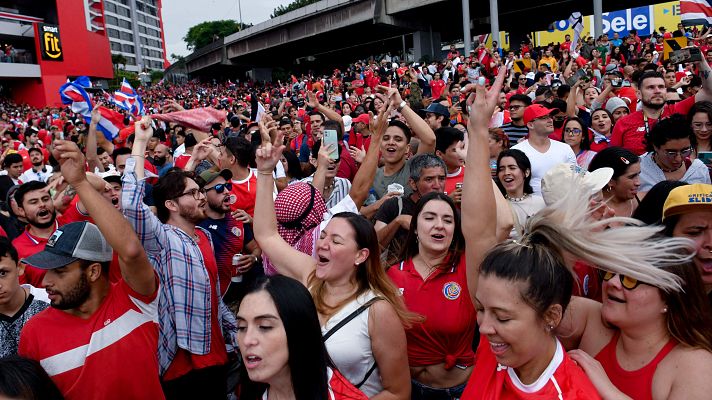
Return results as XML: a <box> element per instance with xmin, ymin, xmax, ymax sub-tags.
<box><xmin>512</xmin><ymin>139</ymin><xmax>577</xmax><ymax>194</ymax></box>
<box><xmin>19</xmin><ymin>165</ymin><xmax>53</xmax><ymax>183</ymax></box>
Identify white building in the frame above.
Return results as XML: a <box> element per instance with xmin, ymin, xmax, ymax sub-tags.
<box><xmin>102</xmin><ymin>0</ymin><xmax>167</xmax><ymax>72</ymax></box>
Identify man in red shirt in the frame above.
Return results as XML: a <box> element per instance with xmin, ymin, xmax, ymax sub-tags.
<box><xmin>11</xmin><ymin>181</ymin><xmax>65</xmax><ymax>286</ymax></box>
<box><xmin>611</xmin><ymin>65</ymin><xmax>712</xmax><ymax>156</ymax></box>
<box><xmin>19</xmin><ymin>140</ymin><xmax>163</xmax><ymax>400</ymax></box>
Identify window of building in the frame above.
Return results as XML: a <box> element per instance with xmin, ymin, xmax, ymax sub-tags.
<box><xmin>119</xmin><ymin>19</ymin><xmax>131</xmax><ymax>29</ymax></box>
<box><xmin>111</xmin><ymin>42</ymin><xmax>122</xmax><ymax>51</ymax></box>
<box><xmin>122</xmin><ymin>44</ymin><xmax>135</xmax><ymax>53</ymax></box>
<box><xmin>106</xmin><ymin>15</ymin><xmax>118</xmax><ymax>25</ymax></box>
<box><xmin>116</xmin><ymin>5</ymin><xmax>130</xmax><ymax>17</ymax></box>
<box><xmin>119</xmin><ymin>31</ymin><xmax>133</xmax><ymax>41</ymax></box>
<box><xmin>108</xmin><ymin>28</ymin><xmax>120</xmax><ymax>39</ymax></box>
<box><xmin>105</xmin><ymin>2</ymin><xmax>116</xmax><ymax>13</ymax></box>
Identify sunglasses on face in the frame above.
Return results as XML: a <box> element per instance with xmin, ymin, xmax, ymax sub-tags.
<box><xmin>601</xmin><ymin>271</ymin><xmax>648</xmax><ymax>290</ymax></box>
<box><xmin>206</xmin><ymin>182</ymin><xmax>232</xmax><ymax>193</ymax></box>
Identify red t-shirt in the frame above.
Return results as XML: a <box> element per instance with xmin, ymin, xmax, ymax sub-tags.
<box><xmin>462</xmin><ymin>338</ymin><xmax>601</xmax><ymax>400</ymax></box>
<box><xmin>14</xmin><ymin>217</ymin><xmax>67</xmax><ymax>287</ymax></box>
<box><xmin>610</xmin><ymin>96</ymin><xmax>696</xmax><ymax>156</ymax></box>
<box><xmin>387</xmin><ymin>257</ymin><xmax>476</xmax><ymax>369</ymax></box>
<box><xmin>444</xmin><ymin>166</ymin><xmax>465</xmax><ymax>196</ymax></box>
<box><xmin>163</xmin><ymin>229</ymin><xmax>228</xmax><ymax>381</ymax></box>
<box><xmin>430</xmin><ymin>80</ymin><xmax>446</xmax><ymax>100</ymax></box>
<box><xmin>174</xmin><ymin>154</ymin><xmax>192</xmax><ymax>170</ymax></box>
<box><xmin>229</xmin><ymin>169</ymin><xmax>258</xmax><ymax>217</ymax></box>
<box><xmin>19</xmin><ymin>278</ymin><xmax>164</xmax><ymax>400</ymax></box>
<box><xmin>60</xmin><ymin>196</ymin><xmax>93</xmax><ymax>224</ymax></box>
<box><xmin>261</xmin><ymin>368</ymin><xmax>368</xmax><ymax>400</ymax></box>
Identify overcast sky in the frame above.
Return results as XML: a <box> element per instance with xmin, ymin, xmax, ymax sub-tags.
<box><xmin>162</xmin><ymin>0</ymin><xmax>288</xmax><ymax>58</ymax></box>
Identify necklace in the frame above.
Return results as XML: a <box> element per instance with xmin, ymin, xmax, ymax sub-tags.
<box><xmin>506</xmin><ymin>193</ymin><xmax>529</xmax><ymax>202</ymax></box>
<box><xmin>653</xmin><ymin>154</ymin><xmax>682</xmax><ymax>173</ymax></box>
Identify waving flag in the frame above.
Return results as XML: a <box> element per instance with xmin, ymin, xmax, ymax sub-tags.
<box><xmin>680</xmin><ymin>0</ymin><xmax>712</xmax><ymax>27</ymax></box>
<box><xmin>112</xmin><ymin>78</ymin><xmax>145</xmax><ymax>117</ymax></box>
<box><xmin>59</xmin><ymin>76</ymin><xmax>126</xmax><ymax>141</ymax></box>
<box><xmin>59</xmin><ymin>76</ymin><xmax>93</xmax><ymax>119</ymax></box>
<box><xmin>568</xmin><ymin>12</ymin><xmax>584</xmax><ymax>57</ymax></box>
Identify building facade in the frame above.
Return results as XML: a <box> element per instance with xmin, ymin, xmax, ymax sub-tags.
<box><xmin>0</xmin><ymin>0</ymin><xmax>113</xmax><ymax>107</ymax></box>
<box><xmin>103</xmin><ymin>0</ymin><xmax>169</xmax><ymax>72</ymax></box>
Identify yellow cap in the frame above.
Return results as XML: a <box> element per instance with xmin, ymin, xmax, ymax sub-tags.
<box><xmin>662</xmin><ymin>183</ymin><xmax>712</xmax><ymax>221</ymax></box>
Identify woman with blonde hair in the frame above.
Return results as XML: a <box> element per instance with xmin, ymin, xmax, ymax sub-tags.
<box><xmin>253</xmin><ymin>107</ymin><xmax>411</xmax><ymax>400</ymax></box>
<box><xmin>455</xmin><ymin>70</ymin><xmax>706</xmax><ymax>399</ymax></box>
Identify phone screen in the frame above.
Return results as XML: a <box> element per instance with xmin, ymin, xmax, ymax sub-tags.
<box><xmin>323</xmin><ymin>129</ymin><xmax>339</xmax><ymax>160</ymax></box>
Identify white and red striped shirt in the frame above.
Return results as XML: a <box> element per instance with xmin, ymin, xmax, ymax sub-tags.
<box><xmin>19</xmin><ymin>278</ymin><xmax>164</xmax><ymax>400</ymax></box>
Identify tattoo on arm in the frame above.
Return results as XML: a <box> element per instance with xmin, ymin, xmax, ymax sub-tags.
<box><xmin>703</xmin><ymin>70</ymin><xmax>711</xmax><ymax>80</ymax></box>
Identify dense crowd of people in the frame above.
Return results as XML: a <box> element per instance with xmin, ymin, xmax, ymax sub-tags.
<box><xmin>0</xmin><ymin>23</ymin><xmax>712</xmax><ymax>400</ymax></box>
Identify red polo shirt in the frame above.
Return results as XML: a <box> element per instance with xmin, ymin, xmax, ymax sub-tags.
<box><xmin>610</xmin><ymin>96</ymin><xmax>695</xmax><ymax>156</ymax></box>
<box><xmin>13</xmin><ymin>217</ymin><xmax>67</xmax><ymax>287</ymax></box>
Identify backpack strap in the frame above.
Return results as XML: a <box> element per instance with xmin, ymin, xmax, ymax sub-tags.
<box><xmin>322</xmin><ymin>296</ymin><xmax>382</xmax><ymax>342</ymax></box>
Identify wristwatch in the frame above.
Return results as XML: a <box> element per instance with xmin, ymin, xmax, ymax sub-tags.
<box><xmin>397</xmin><ymin>100</ymin><xmax>407</xmax><ymax>112</ymax></box>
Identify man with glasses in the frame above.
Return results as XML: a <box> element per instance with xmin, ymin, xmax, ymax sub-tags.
<box><xmin>512</xmin><ymin>104</ymin><xmax>577</xmax><ymax>194</ymax></box>
<box><xmin>501</xmin><ymin>94</ymin><xmax>532</xmax><ymax>145</ymax></box>
<box><xmin>122</xmin><ymin>117</ymin><xmax>237</xmax><ymax>399</ymax></box>
<box><xmin>197</xmin><ymin>169</ymin><xmax>261</xmax><ymax>304</ymax></box>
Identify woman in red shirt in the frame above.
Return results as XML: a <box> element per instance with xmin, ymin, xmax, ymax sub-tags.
<box><xmin>387</xmin><ymin>192</ymin><xmax>474</xmax><ymax>399</ymax></box>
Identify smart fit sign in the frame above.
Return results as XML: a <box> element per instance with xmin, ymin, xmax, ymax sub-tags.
<box><xmin>39</xmin><ymin>23</ymin><xmax>63</xmax><ymax>61</ymax></box>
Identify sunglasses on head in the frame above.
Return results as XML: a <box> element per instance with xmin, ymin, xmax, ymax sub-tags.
<box><xmin>206</xmin><ymin>182</ymin><xmax>232</xmax><ymax>193</ymax></box>
<box><xmin>601</xmin><ymin>271</ymin><xmax>648</xmax><ymax>290</ymax></box>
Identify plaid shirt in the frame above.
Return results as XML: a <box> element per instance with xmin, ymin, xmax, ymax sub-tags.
<box><xmin>122</xmin><ymin>157</ymin><xmax>237</xmax><ymax>375</ymax></box>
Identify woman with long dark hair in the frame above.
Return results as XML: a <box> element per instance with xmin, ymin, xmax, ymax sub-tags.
<box><xmin>253</xmin><ymin>108</ymin><xmax>411</xmax><ymax>399</ymax></box>
<box><xmin>237</xmin><ymin>275</ymin><xmax>368</xmax><ymax>400</ymax></box>
<box><xmin>495</xmin><ymin>149</ymin><xmax>545</xmax><ymax>237</ymax></box>
<box><xmin>588</xmin><ymin>147</ymin><xmax>641</xmax><ymax>218</ymax></box>
<box><xmin>561</xmin><ymin>117</ymin><xmax>596</xmax><ymax>169</ymax></box>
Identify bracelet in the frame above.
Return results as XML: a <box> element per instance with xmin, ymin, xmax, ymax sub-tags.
<box><xmin>131</xmin><ymin>154</ymin><xmax>145</xmax><ymax>159</ymax></box>
<box><xmin>257</xmin><ymin>171</ymin><xmax>273</xmax><ymax>177</ymax></box>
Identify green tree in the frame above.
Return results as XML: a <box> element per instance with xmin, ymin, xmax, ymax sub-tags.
<box><xmin>271</xmin><ymin>0</ymin><xmax>320</xmax><ymax>18</ymax></box>
<box><xmin>183</xmin><ymin>20</ymin><xmax>253</xmax><ymax>51</ymax></box>
<box><xmin>111</xmin><ymin>53</ymin><xmax>127</xmax><ymax>70</ymax></box>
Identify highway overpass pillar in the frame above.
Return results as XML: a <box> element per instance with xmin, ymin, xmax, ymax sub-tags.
<box><xmin>593</xmin><ymin>0</ymin><xmax>603</xmax><ymax>38</ymax></box>
<box><xmin>489</xmin><ymin>0</ymin><xmax>499</xmax><ymax>51</ymax></box>
<box><xmin>462</xmin><ymin>0</ymin><xmax>472</xmax><ymax>54</ymax></box>
<box><xmin>413</xmin><ymin>30</ymin><xmax>441</xmax><ymax>63</ymax></box>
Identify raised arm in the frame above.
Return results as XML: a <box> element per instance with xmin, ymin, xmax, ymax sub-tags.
<box><xmin>307</xmin><ymin>90</ymin><xmax>345</xmax><ymax>134</ymax></box>
<box><xmin>54</xmin><ymin>140</ymin><xmax>156</xmax><ymax>296</ymax></box>
<box><xmin>86</xmin><ymin>104</ymin><xmax>103</xmax><ymax>173</ymax></box>
<box><xmin>461</xmin><ymin>68</ymin><xmax>505</xmax><ymax>299</ymax></box>
<box><xmin>566</xmin><ymin>80</ymin><xmax>582</xmax><ymax>117</ymax></box>
<box><xmin>381</xmin><ymin>85</ymin><xmax>436</xmax><ymax>154</ymax></box>
<box><xmin>253</xmin><ymin>132</ymin><xmax>316</xmax><ymax>285</ymax></box>
<box><xmin>695</xmin><ymin>56</ymin><xmax>712</xmax><ymax>103</ymax></box>
<box><xmin>349</xmin><ymin>109</ymin><xmax>389</xmax><ymax>207</ymax></box>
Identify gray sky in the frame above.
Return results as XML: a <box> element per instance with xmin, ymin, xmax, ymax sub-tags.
<box><xmin>162</xmin><ymin>0</ymin><xmax>287</xmax><ymax>59</ymax></box>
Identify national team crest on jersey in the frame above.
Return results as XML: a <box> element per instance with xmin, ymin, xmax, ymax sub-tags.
<box><xmin>442</xmin><ymin>281</ymin><xmax>461</xmax><ymax>300</ymax></box>
<box><xmin>229</xmin><ymin>194</ymin><xmax>237</xmax><ymax>204</ymax></box>
<box><xmin>232</xmin><ymin>227</ymin><xmax>241</xmax><ymax>237</ymax></box>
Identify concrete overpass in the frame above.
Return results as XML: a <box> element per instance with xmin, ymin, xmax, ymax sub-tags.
<box><xmin>184</xmin><ymin>0</ymin><xmax>663</xmax><ymax>80</ymax></box>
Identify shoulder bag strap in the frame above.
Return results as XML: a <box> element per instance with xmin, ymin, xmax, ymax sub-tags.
<box><xmin>322</xmin><ymin>296</ymin><xmax>383</xmax><ymax>342</ymax></box>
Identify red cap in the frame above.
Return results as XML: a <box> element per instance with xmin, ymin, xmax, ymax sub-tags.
<box><xmin>523</xmin><ymin>104</ymin><xmax>557</xmax><ymax>125</ymax></box>
<box><xmin>352</xmin><ymin>113</ymin><xmax>370</xmax><ymax>125</ymax></box>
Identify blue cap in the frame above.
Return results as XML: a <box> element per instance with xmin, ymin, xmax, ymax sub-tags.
<box><xmin>22</xmin><ymin>222</ymin><xmax>113</xmax><ymax>270</ymax></box>
<box><xmin>421</xmin><ymin>103</ymin><xmax>450</xmax><ymax>119</ymax></box>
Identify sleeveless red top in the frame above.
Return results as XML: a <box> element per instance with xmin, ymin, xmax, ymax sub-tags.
<box><xmin>594</xmin><ymin>332</ymin><xmax>677</xmax><ymax>400</ymax></box>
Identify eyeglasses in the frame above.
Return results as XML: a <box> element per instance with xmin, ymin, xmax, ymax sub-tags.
<box><xmin>692</xmin><ymin>122</ymin><xmax>712</xmax><ymax>131</ymax></box>
<box><xmin>565</xmin><ymin>128</ymin><xmax>582</xmax><ymax>136</ymax></box>
<box><xmin>206</xmin><ymin>182</ymin><xmax>232</xmax><ymax>193</ymax></box>
<box><xmin>509</xmin><ymin>105</ymin><xmax>524</xmax><ymax>110</ymax></box>
<box><xmin>173</xmin><ymin>188</ymin><xmax>206</xmax><ymax>201</ymax></box>
<box><xmin>661</xmin><ymin>147</ymin><xmax>693</xmax><ymax>158</ymax></box>
<box><xmin>601</xmin><ymin>271</ymin><xmax>648</xmax><ymax>290</ymax></box>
